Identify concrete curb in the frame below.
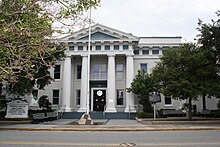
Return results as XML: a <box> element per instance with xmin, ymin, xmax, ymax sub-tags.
<box><xmin>1</xmin><ymin>127</ymin><xmax>220</xmax><ymax>131</ymax></box>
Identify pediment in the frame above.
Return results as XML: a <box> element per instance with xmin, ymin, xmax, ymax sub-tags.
<box><xmin>60</xmin><ymin>24</ymin><xmax>139</xmax><ymax>42</ymax></box>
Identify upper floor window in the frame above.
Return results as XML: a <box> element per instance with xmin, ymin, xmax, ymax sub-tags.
<box><xmin>116</xmin><ymin>64</ymin><xmax>124</xmax><ymax>79</ymax></box>
<box><xmin>123</xmin><ymin>45</ymin><xmax>129</xmax><ymax>50</ymax></box>
<box><xmin>69</xmin><ymin>46</ymin><xmax>74</xmax><ymax>51</ymax></box>
<box><xmin>87</xmin><ymin>45</ymin><xmax>92</xmax><ymax>50</ymax></box>
<box><xmin>140</xmin><ymin>63</ymin><xmax>148</xmax><ymax>73</ymax></box>
<box><xmin>105</xmin><ymin>45</ymin><xmax>110</xmax><ymax>50</ymax></box>
<box><xmin>95</xmin><ymin>45</ymin><xmax>101</xmax><ymax>50</ymax></box>
<box><xmin>77</xmin><ymin>65</ymin><xmax>82</xmax><ymax>79</ymax></box>
<box><xmin>53</xmin><ymin>90</ymin><xmax>59</xmax><ymax>105</ymax></box>
<box><xmin>134</xmin><ymin>50</ymin><xmax>139</xmax><ymax>55</ymax></box>
<box><xmin>142</xmin><ymin>50</ymin><xmax>149</xmax><ymax>55</ymax></box>
<box><xmin>54</xmin><ymin>65</ymin><xmax>60</xmax><ymax>79</ymax></box>
<box><xmin>91</xmin><ymin>64</ymin><xmax>107</xmax><ymax>80</ymax></box>
<box><xmin>114</xmin><ymin>45</ymin><xmax>119</xmax><ymax>50</ymax></box>
<box><xmin>152</xmin><ymin>50</ymin><xmax>159</xmax><ymax>55</ymax></box>
<box><xmin>78</xmin><ymin>46</ymin><xmax>83</xmax><ymax>51</ymax></box>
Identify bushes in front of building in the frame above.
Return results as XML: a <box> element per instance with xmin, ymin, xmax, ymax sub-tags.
<box><xmin>136</xmin><ymin>112</ymin><xmax>153</xmax><ymax>118</ymax></box>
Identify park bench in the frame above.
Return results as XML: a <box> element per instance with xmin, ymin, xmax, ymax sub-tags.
<box><xmin>32</xmin><ymin>113</ymin><xmax>48</xmax><ymax>124</ymax></box>
<box><xmin>46</xmin><ymin>111</ymin><xmax>58</xmax><ymax>121</ymax></box>
<box><xmin>158</xmin><ymin>109</ymin><xmax>186</xmax><ymax>117</ymax></box>
<box><xmin>198</xmin><ymin>109</ymin><xmax>211</xmax><ymax>117</ymax></box>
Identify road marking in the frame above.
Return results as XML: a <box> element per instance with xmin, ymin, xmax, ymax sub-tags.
<box><xmin>0</xmin><ymin>141</ymin><xmax>220</xmax><ymax>146</ymax></box>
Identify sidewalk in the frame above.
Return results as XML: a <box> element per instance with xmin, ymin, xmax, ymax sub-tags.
<box><xmin>0</xmin><ymin>118</ymin><xmax>220</xmax><ymax>131</ymax></box>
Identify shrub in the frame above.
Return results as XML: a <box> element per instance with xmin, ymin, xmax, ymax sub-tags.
<box><xmin>136</xmin><ymin>112</ymin><xmax>153</xmax><ymax>118</ymax></box>
<box><xmin>38</xmin><ymin>95</ymin><xmax>52</xmax><ymax>110</ymax></box>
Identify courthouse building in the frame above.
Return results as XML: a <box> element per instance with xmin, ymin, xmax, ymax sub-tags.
<box><xmin>4</xmin><ymin>24</ymin><xmax>218</xmax><ymax>118</ymax></box>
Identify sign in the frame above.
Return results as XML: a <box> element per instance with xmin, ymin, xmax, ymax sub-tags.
<box><xmin>149</xmin><ymin>92</ymin><xmax>161</xmax><ymax>104</ymax></box>
<box><xmin>5</xmin><ymin>100</ymin><xmax>29</xmax><ymax>118</ymax></box>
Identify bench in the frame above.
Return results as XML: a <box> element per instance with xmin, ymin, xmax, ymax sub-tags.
<box><xmin>46</xmin><ymin>111</ymin><xmax>58</xmax><ymax>121</ymax></box>
<box><xmin>198</xmin><ymin>109</ymin><xmax>211</xmax><ymax>117</ymax></box>
<box><xmin>158</xmin><ymin>109</ymin><xmax>186</xmax><ymax>117</ymax></box>
<box><xmin>32</xmin><ymin>113</ymin><xmax>47</xmax><ymax>124</ymax></box>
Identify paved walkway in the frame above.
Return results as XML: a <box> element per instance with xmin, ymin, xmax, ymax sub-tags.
<box><xmin>0</xmin><ymin>118</ymin><xmax>220</xmax><ymax>131</ymax></box>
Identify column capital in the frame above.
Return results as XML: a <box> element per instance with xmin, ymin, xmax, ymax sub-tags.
<box><xmin>126</xmin><ymin>53</ymin><xmax>134</xmax><ymax>57</ymax></box>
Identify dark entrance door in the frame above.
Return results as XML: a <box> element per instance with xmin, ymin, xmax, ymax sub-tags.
<box><xmin>93</xmin><ymin>89</ymin><xmax>106</xmax><ymax>111</ymax></box>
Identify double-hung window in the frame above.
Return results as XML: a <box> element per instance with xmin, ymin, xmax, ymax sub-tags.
<box><xmin>54</xmin><ymin>65</ymin><xmax>61</xmax><ymax>79</ymax></box>
<box><xmin>165</xmin><ymin>96</ymin><xmax>172</xmax><ymax>105</ymax></box>
<box><xmin>116</xmin><ymin>90</ymin><xmax>124</xmax><ymax>106</ymax></box>
<box><xmin>140</xmin><ymin>63</ymin><xmax>148</xmax><ymax>73</ymax></box>
<box><xmin>116</xmin><ymin>64</ymin><xmax>124</xmax><ymax>79</ymax></box>
<box><xmin>53</xmin><ymin>90</ymin><xmax>59</xmax><ymax>105</ymax></box>
<box><xmin>76</xmin><ymin>90</ymin><xmax>80</xmax><ymax>105</ymax></box>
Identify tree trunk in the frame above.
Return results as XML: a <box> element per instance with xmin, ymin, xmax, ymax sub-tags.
<box><xmin>188</xmin><ymin>97</ymin><xmax>192</xmax><ymax>120</ymax></box>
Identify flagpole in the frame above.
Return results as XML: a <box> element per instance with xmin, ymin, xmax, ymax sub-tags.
<box><xmin>86</xmin><ymin>1</ymin><xmax>92</xmax><ymax>115</ymax></box>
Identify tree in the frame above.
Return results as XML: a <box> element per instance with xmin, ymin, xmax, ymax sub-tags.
<box><xmin>38</xmin><ymin>95</ymin><xmax>52</xmax><ymax>110</ymax></box>
<box><xmin>0</xmin><ymin>0</ymin><xmax>100</xmax><ymax>96</ymax></box>
<box><xmin>197</xmin><ymin>10</ymin><xmax>220</xmax><ymax>67</ymax></box>
<box><xmin>127</xmin><ymin>70</ymin><xmax>159</xmax><ymax>112</ymax></box>
<box><xmin>152</xmin><ymin>43</ymin><xmax>220</xmax><ymax>119</ymax></box>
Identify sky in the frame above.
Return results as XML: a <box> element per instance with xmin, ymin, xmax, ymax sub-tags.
<box><xmin>90</xmin><ymin>0</ymin><xmax>220</xmax><ymax>42</ymax></box>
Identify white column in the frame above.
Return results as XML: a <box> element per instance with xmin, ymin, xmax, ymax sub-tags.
<box><xmin>62</xmin><ymin>56</ymin><xmax>72</xmax><ymax>112</ymax></box>
<box><xmin>78</xmin><ymin>55</ymin><xmax>88</xmax><ymax>112</ymax></box>
<box><xmin>125</xmin><ymin>54</ymin><xmax>136</xmax><ymax>112</ymax></box>
<box><xmin>106</xmin><ymin>54</ymin><xmax>117</xmax><ymax>112</ymax></box>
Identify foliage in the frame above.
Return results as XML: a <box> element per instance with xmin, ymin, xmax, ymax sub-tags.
<box><xmin>136</xmin><ymin>112</ymin><xmax>153</xmax><ymax>118</ymax></box>
<box><xmin>127</xmin><ymin>70</ymin><xmax>159</xmax><ymax>112</ymax></box>
<box><xmin>152</xmin><ymin>43</ymin><xmax>220</xmax><ymax>119</ymax></box>
<box><xmin>38</xmin><ymin>95</ymin><xmax>51</xmax><ymax>110</ymax></box>
<box><xmin>0</xmin><ymin>0</ymin><xmax>100</xmax><ymax>96</ymax></box>
<box><xmin>197</xmin><ymin>11</ymin><xmax>220</xmax><ymax>67</ymax></box>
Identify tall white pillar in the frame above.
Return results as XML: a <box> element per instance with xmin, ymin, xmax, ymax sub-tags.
<box><xmin>125</xmin><ymin>54</ymin><xmax>136</xmax><ymax>112</ymax></box>
<box><xmin>106</xmin><ymin>54</ymin><xmax>117</xmax><ymax>112</ymax></box>
<box><xmin>62</xmin><ymin>56</ymin><xmax>72</xmax><ymax>112</ymax></box>
<box><xmin>78</xmin><ymin>55</ymin><xmax>88</xmax><ymax>112</ymax></box>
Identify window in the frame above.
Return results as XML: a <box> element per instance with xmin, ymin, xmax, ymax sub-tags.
<box><xmin>140</xmin><ymin>63</ymin><xmax>148</xmax><ymax>73</ymax></box>
<box><xmin>134</xmin><ymin>50</ymin><xmax>139</xmax><ymax>55</ymax></box>
<box><xmin>105</xmin><ymin>45</ymin><xmax>110</xmax><ymax>50</ymax></box>
<box><xmin>78</xmin><ymin>46</ymin><xmax>83</xmax><ymax>51</ymax></box>
<box><xmin>76</xmin><ymin>90</ymin><xmax>80</xmax><ymax>105</ymax></box>
<box><xmin>123</xmin><ymin>45</ymin><xmax>129</xmax><ymax>50</ymax></box>
<box><xmin>95</xmin><ymin>45</ymin><xmax>101</xmax><ymax>50</ymax></box>
<box><xmin>0</xmin><ymin>83</ymin><xmax>2</xmax><ymax>95</ymax></box>
<box><xmin>142</xmin><ymin>50</ymin><xmax>149</xmax><ymax>55</ymax></box>
<box><xmin>32</xmin><ymin>90</ymin><xmax>38</xmax><ymax>100</ymax></box>
<box><xmin>152</xmin><ymin>50</ymin><xmax>159</xmax><ymax>55</ymax></box>
<box><xmin>114</xmin><ymin>45</ymin><xmax>119</xmax><ymax>50</ymax></box>
<box><xmin>77</xmin><ymin>65</ymin><xmax>82</xmax><ymax>79</ymax></box>
<box><xmin>69</xmin><ymin>46</ymin><xmax>74</xmax><ymax>51</ymax></box>
<box><xmin>53</xmin><ymin>90</ymin><xmax>59</xmax><ymax>105</ymax></box>
<box><xmin>54</xmin><ymin>65</ymin><xmax>60</xmax><ymax>79</ymax></box>
<box><xmin>116</xmin><ymin>64</ymin><xmax>124</xmax><ymax>79</ymax></box>
<box><xmin>117</xmin><ymin>90</ymin><xmax>124</xmax><ymax>105</ymax></box>
<box><xmin>92</xmin><ymin>64</ymin><xmax>107</xmax><ymax>79</ymax></box>
<box><xmin>87</xmin><ymin>45</ymin><xmax>92</xmax><ymax>50</ymax></box>
<box><xmin>165</xmin><ymin>96</ymin><xmax>172</xmax><ymax>105</ymax></box>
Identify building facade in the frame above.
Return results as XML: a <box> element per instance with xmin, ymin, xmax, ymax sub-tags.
<box><xmin>8</xmin><ymin>24</ymin><xmax>217</xmax><ymax>116</ymax></box>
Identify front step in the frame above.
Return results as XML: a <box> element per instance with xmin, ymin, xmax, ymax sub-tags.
<box><xmin>62</xmin><ymin>112</ymin><xmax>136</xmax><ymax>119</ymax></box>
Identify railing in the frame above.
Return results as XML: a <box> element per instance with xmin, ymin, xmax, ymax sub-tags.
<box><xmin>57</xmin><ymin>105</ymin><xmax>66</xmax><ymax>119</ymax></box>
<box><xmin>128</xmin><ymin>105</ymin><xmax>139</xmax><ymax>119</ymax></box>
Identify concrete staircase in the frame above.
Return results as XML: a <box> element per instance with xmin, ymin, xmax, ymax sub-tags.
<box><xmin>62</xmin><ymin>112</ymin><xmax>136</xmax><ymax>119</ymax></box>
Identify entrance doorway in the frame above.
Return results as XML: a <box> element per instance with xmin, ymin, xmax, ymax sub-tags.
<box><xmin>92</xmin><ymin>89</ymin><xmax>106</xmax><ymax>111</ymax></box>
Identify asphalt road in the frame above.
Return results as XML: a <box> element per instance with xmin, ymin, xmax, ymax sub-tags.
<box><xmin>0</xmin><ymin>130</ymin><xmax>220</xmax><ymax>147</ymax></box>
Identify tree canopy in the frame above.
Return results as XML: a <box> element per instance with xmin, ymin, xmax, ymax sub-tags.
<box><xmin>0</xmin><ymin>0</ymin><xmax>100</xmax><ymax>96</ymax></box>
<box><xmin>152</xmin><ymin>43</ymin><xmax>220</xmax><ymax>119</ymax></box>
<box><xmin>127</xmin><ymin>70</ymin><xmax>159</xmax><ymax>112</ymax></box>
